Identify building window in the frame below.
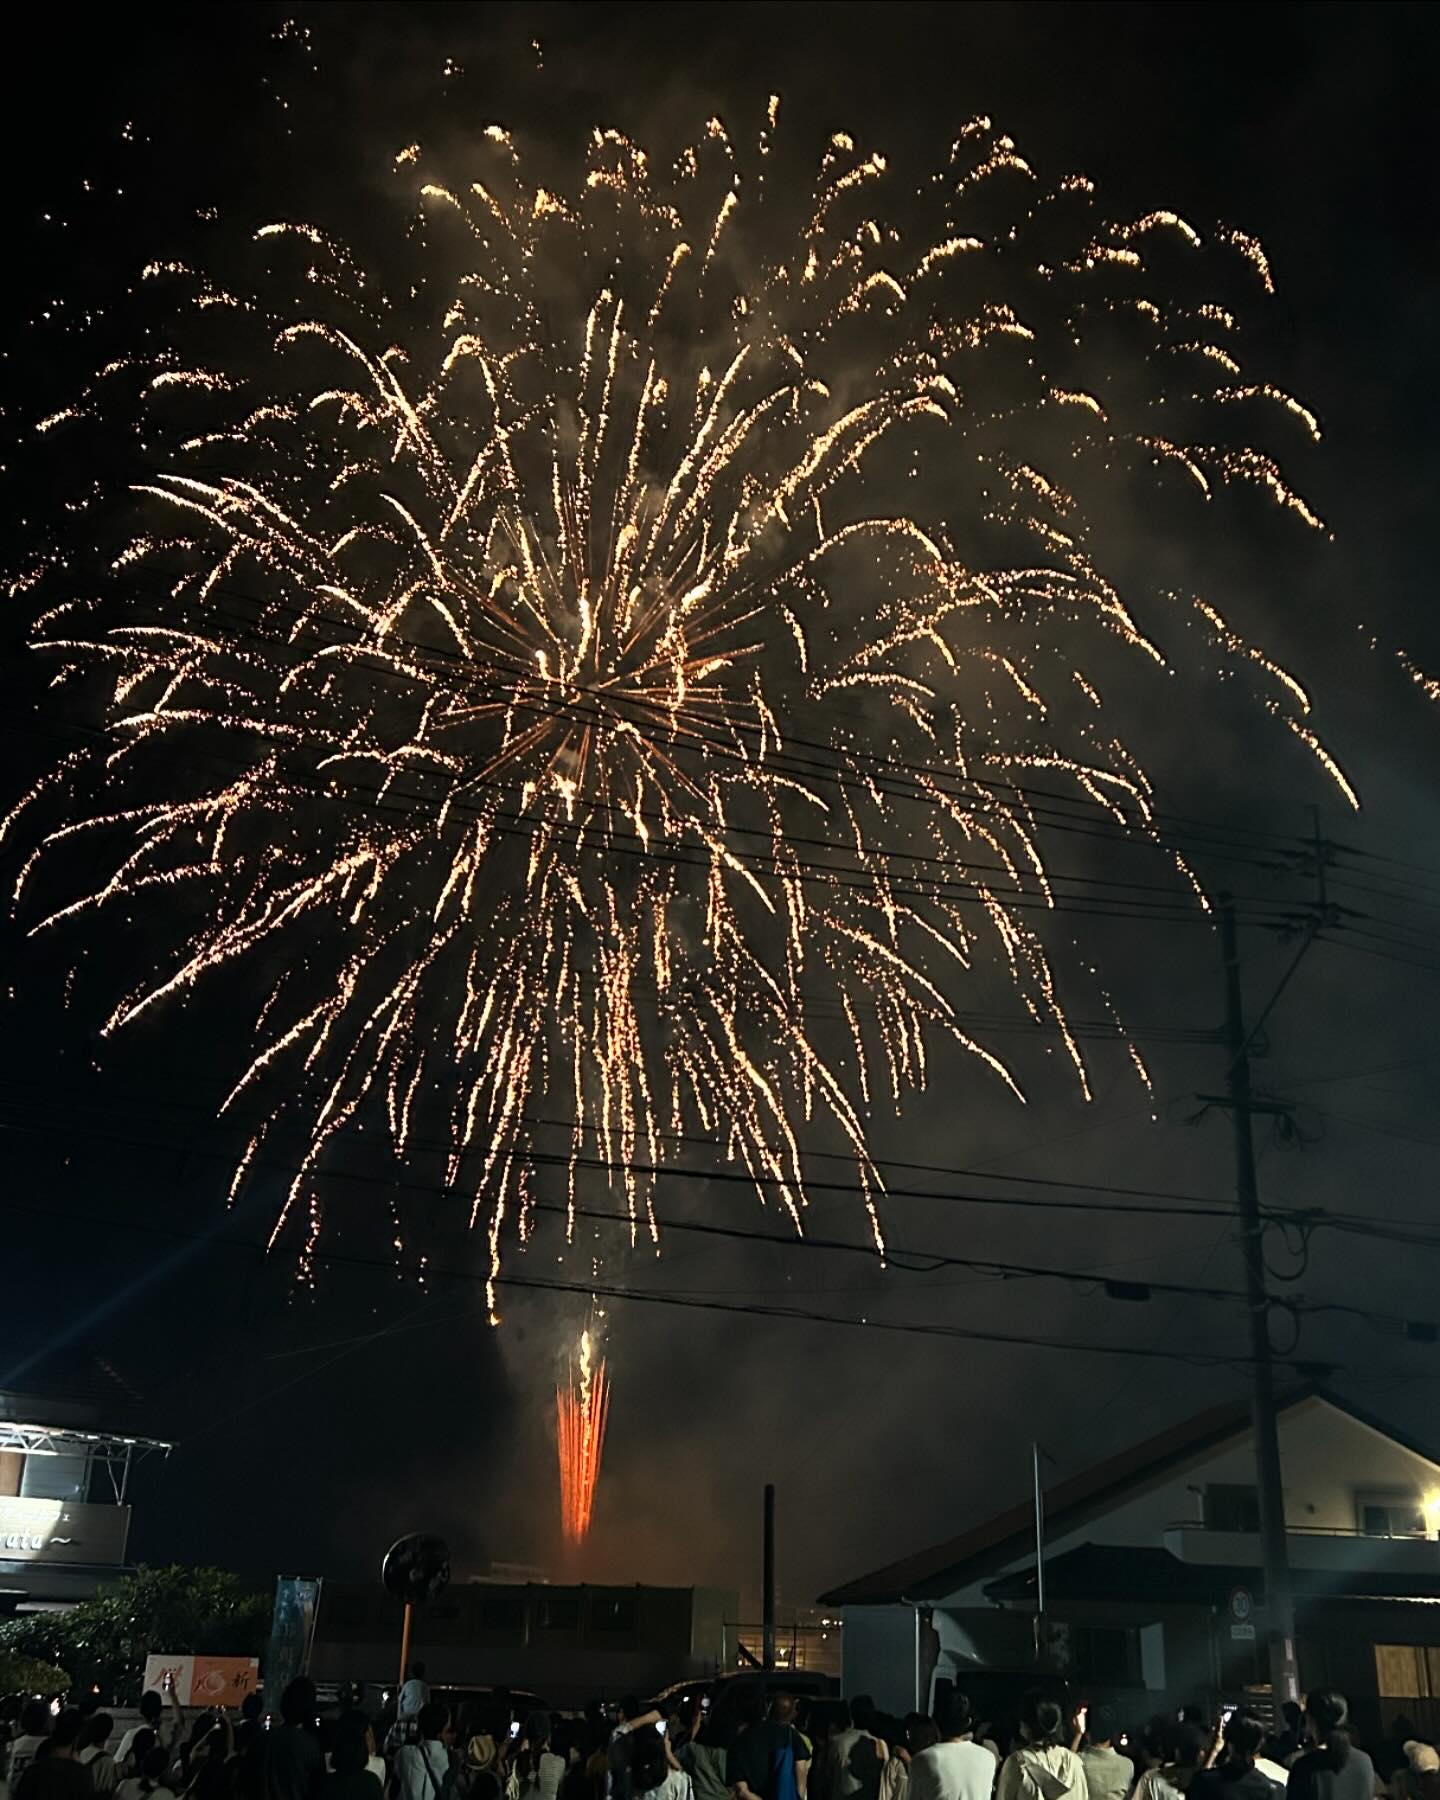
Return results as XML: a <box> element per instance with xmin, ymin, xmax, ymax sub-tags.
<box><xmin>535</xmin><ymin>1592</ymin><xmax>580</xmax><ymax>1631</ymax></box>
<box><xmin>480</xmin><ymin>1594</ymin><xmax>525</xmax><ymax>1633</ymax></box>
<box><xmin>1357</xmin><ymin>1494</ymin><xmax>1428</xmax><ymax>1538</ymax></box>
<box><xmin>590</xmin><ymin>1593</ymin><xmax>638</xmax><ymax>1632</ymax></box>
<box><xmin>1205</xmin><ymin>1485</ymin><xmax>1261</xmax><ymax>1533</ymax></box>
<box><xmin>1376</xmin><ymin>1645</ymin><xmax>1440</xmax><ymax>1700</ymax></box>
<box><xmin>1070</xmin><ymin>1625</ymin><xmax>1143</xmax><ymax>1686</ymax></box>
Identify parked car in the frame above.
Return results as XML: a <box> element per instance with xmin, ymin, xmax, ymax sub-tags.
<box><xmin>323</xmin><ymin>1682</ymin><xmax>553</xmax><ymax>1731</ymax></box>
<box><xmin>652</xmin><ymin>1669</ymin><xmax>839</xmax><ymax>1726</ymax></box>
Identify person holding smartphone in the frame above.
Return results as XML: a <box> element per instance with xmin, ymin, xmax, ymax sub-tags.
<box><xmin>118</xmin><ymin>1685</ymin><xmax>185</xmax><ymax>1777</ymax></box>
<box><xmin>1187</xmin><ymin>1714</ymin><xmax>1282</xmax><ymax>1800</ymax></box>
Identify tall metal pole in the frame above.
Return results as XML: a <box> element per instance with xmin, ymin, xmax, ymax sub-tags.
<box><xmin>1220</xmin><ymin>894</ymin><xmax>1300</xmax><ymax>1706</ymax></box>
<box><xmin>396</xmin><ymin>1601</ymin><xmax>413</xmax><ymax>1706</ymax></box>
<box><xmin>1032</xmin><ymin>1441</ymin><xmax>1047</xmax><ymax>1665</ymax></box>
<box><xmin>762</xmin><ymin>1482</ymin><xmax>777</xmax><ymax>1673</ymax></box>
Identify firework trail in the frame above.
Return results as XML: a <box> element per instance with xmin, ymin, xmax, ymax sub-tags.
<box><xmin>5</xmin><ymin>102</ymin><xmax>1351</xmax><ymax>1310</ymax></box>
<box><xmin>556</xmin><ymin>1328</ymin><xmax>611</xmax><ymax>1547</ymax></box>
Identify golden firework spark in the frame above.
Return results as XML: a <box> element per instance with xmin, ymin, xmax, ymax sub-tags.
<box><xmin>556</xmin><ymin>1329</ymin><xmax>610</xmax><ymax>1547</ymax></box>
<box><xmin>5</xmin><ymin>104</ymin><xmax>1352</xmax><ymax>1310</ymax></box>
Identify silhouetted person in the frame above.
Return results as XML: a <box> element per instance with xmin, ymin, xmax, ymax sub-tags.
<box><xmin>8</xmin><ymin>1701</ymin><xmax>54</xmax><ymax>1791</ymax></box>
<box><xmin>17</xmin><ymin>1709</ymin><xmax>92</xmax><ymax>1800</ymax></box>
<box><xmin>997</xmin><ymin>1697</ymin><xmax>1085</xmax><ymax>1800</ymax></box>
<box><xmin>728</xmin><ymin>1688</ymin><xmax>810</xmax><ymax>1800</ymax></box>
<box><xmin>264</xmin><ymin>1681</ymin><xmax>323</xmax><ymax>1800</ymax></box>
<box><xmin>1190</xmin><ymin>1713</ymin><xmax>1282</xmax><ymax>1800</ymax></box>
<box><xmin>77</xmin><ymin>1716</ymin><xmax>118</xmax><ymax>1796</ymax></box>
<box><xmin>1288</xmin><ymin>1692</ymin><xmax>1376</xmax><ymax>1800</ymax></box>
<box><xmin>327</xmin><ymin>1726</ymin><xmax>381</xmax><ymax>1800</ymax></box>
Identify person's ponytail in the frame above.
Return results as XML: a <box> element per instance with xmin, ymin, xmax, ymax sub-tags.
<box><xmin>1305</xmin><ymin>1690</ymin><xmax>1352</xmax><ymax>1773</ymax></box>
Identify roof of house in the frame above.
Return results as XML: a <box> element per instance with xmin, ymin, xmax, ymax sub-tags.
<box><xmin>982</xmin><ymin>1541</ymin><xmax>1440</xmax><ymax>1607</ymax></box>
<box><xmin>817</xmin><ymin>1386</ymin><xmax>1440</xmax><ymax>1607</ymax></box>
<box><xmin>0</xmin><ymin>1350</ymin><xmax>160</xmax><ymax>1440</ymax></box>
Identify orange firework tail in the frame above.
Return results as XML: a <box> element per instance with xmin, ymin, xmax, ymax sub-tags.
<box><xmin>556</xmin><ymin>1332</ymin><xmax>610</xmax><ymax>1546</ymax></box>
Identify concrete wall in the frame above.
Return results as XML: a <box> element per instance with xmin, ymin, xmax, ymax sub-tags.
<box><xmin>309</xmin><ymin>1582</ymin><xmax>737</xmax><ymax>1707</ymax></box>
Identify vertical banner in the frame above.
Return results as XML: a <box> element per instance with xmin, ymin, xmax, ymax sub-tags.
<box><xmin>263</xmin><ymin>1576</ymin><xmax>323</xmax><ymax>1715</ymax></box>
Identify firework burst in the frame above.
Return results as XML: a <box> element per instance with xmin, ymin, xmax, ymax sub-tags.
<box><xmin>556</xmin><ymin>1328</ymin><xmax>611</xmax><ymax>1548</ymax></box>
<box><xmin>5</xmin><ymin>102</ymin><xmax>1351</xmax><ymax>1310</ymax></box>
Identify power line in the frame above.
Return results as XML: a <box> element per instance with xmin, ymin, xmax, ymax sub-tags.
<box><xmin>0</xmin><ymin>1067</ymin><xmax>1233</xmax><ymax>1205</ymax></box>
<box><xmin>12</xmin><ymin>567</ymin><xmax>1338</xmax><ymax>906</ymax></box>
<box><xmin>0</xmin><ymin>711</ymin><xmax>1306</xmax><ymax>940</ymax></box>
<box><xmin>0</xmin><ymin>1092</ymin><xmax>1431</xmax><ymax>1337</ymax></box>
<box><xmin>0</xmin><ymin>1185</ymin><xmax>1339</xmax><ymax>1377</ymax></box>
<box><xmin>0</xmin><ymin>1082</ymin><xmax>1284</xmax><ymax>1227</ymax></box>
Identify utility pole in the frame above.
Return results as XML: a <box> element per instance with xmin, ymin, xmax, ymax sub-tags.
<box><xmin>1032</xmin><ymin>1441</ymin><xmax>1048</xmax><ymax>1667</ymax></box>
<box><xmin>1219</xmin><ymin>893</ymin><xmax>1300</xmax><ymax>1706</ymax></box>
<box><xmin>762</xmin><ymin>1482</ymin><xmax>776</xmax><ymax>1673</ymax></box>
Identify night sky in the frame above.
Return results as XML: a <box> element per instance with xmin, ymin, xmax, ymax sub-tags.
<box><xmin>3</xmin><ymin>2</ymin><xmax>1440</xmax><ymax>1618</ymax></box>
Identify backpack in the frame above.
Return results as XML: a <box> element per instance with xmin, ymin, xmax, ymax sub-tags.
<box><xmin>769</xmin><ymin>1734</ymin><xmax>800</xmax><ymax>1800</ymax></box>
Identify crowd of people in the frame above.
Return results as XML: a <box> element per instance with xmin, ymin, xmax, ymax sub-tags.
<box><xmin>1</xmin><ymin>1674</ymin><xmax>1434</xmax><ymax>1800</ymax></box>
<box><xmin>670</xmin><ymin>1687</ymin><xmax>1416</xmax><ymax>1800</ymax></box>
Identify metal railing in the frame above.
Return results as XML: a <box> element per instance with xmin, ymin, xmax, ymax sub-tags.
<box><xmin>724</xmin><ymin>1622</ymin><xmax>842</xmax><ymax>1678</ymax></box>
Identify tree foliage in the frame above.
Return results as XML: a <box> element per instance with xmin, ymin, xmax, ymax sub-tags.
<box><xmin>0</xmin><ymin>1566</ymin><xmax>269</xmax><ymax>1700</ymax></box>
<box><xmin>0</xmin><ymin>1650</ymin><xmax>71</xmax><ymax>1698</ymax></box>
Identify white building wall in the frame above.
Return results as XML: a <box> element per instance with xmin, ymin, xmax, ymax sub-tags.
<box><xmin>936</xmin><ymin>1397</ymin><xmax>1440</xmax><ymax>1608</ymax></box>
<box><xmin>841</xmin><ymin>1604</ymin><xmax>918</xmax><ymax>1716</ymax></box>
<box><xmin>836</xmin><ymin>1397</ymin><xmax>1440</xmax><ymax>1707</ymax></box>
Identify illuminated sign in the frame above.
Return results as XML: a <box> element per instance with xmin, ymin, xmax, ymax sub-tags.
<box><xmin>0</xmin><ymin>1499</ymin><xmax>131</xmax><ymax>1565</ymax></box>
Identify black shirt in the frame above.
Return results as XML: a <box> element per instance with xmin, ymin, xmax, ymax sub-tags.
<box><xmin>1190</xmin><ymin>1766</ymin><xmax>1284</xmax><ymax>1800</ymax></box>
<box><xmin>1288</xmin><ymin>1747</ymin><xmax>1378</xmax><ymax>1800</ymax></box>
<box><xmin>16</xmin><ymin>1758</ymin><xmax>96</xmax><ymax>1800</ymax></box>
<box><xmin>263</xmin><ymin>1729</ymin><xmax>325</xmax><ymax>1800</ymax></box>
<box><xmin>328</xmin><ymin>1772</ymin><xmax>383</xmax><ymax>1800</ymax></box>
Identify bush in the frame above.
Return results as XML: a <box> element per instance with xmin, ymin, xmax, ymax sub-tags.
<box><xmin>0</xmin><ymin>1650</ymin><xmax>71</xmax><ymax>1698</ymax></box>
<box><xmin>0</xmin><ymin>1566</ymin><xmax>269</xmax><ymax>1701</ymax></box>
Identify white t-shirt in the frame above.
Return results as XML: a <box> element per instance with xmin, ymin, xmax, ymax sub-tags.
<box><xmin>640</xmin><ymin>1772</ymin><xmax>692</xmax><ymax>1800</ymax></box>
<box><xmin>606</xmin><ymin>1725</ymin><xmax>637</xmax><ymax>1800</ymax></box>
<box><xmin>516</xmin><ymin>1753</ymin><xmax>567</xmax><ymax>1800</ymax></box>
<box><xmin>6</xmin><ymin>1736</ymin><xmax>48</xmax><ymax>1790</ymax></box>
<box><xmin>910</xmin><ymin>1742</ymin><xmax>1000</xmax><ymax>1800</ymax></box>
<box><xmin>1080</xmin><ymin>1749</ymin><xmax>1134</xmax><ymax>1800</ymax></box>
<box><xmin>827</xmin><ymin>1729</ymin><xmax>884</xmax><ymax>1800</ymax></box>
<box><xmin>117</xmin><ymin>1783</ymin><xmax>178</xmax><ymax>1800</ymax></box>
<box><xmin>79</xmin><ymin>1748</ymin><xmax>120</xmax><ymax>1794</ymax></box>
<box><xmin>1133</xmin><ymin>1770</ymin><xmax>1189</xmax><ymax>1800</ymax></box>
<box><xmin>396</xmin><ymin>1740</ymin><xmax>451</xmax><ymax>1800</ymax></box>
<box><xmin>117</xmin><ymin>1716</ymin><xmax>181</xmax><ymax>1770</ymax></box>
